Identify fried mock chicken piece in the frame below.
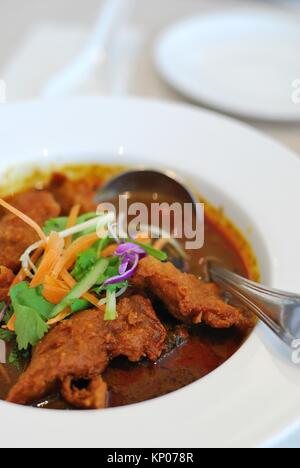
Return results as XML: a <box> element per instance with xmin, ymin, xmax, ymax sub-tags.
<box><xmin>48</xmin><ymin>173</ymin><xmax>100</xmax><ymax>215</ymax></box>
<box><xmin>61</xmin><ymin>376</ymin><xmax>108</xmax><ymax>410</ymax></box>
<box><xmin>131</xmin><ymin>256</ymin><xmax>249</xmax><ymax>329</ymax></box>
<box><xmin>0</xmin><ymin>266</ymin><xmax>14</xmax><ymax>301</ymax></box>
<box><xmin>7</xmin><ymin>295</ymin><xmax>166</xmax><ymax>407</ymax></box>
<box><xmin>0</xmin><ymin>190</ymin><xmax>60</xmax><ymax>272</ymax></box>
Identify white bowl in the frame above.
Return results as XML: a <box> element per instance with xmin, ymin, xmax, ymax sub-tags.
<box><xmin>0</xmin><ymin>97</ymin><xmax>300</xmax><ymax>448</ymax></box>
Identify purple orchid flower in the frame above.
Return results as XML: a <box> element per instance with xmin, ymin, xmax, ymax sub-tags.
<box><xmin>104</xmin><ymin>242</ymin><xmax>147</xmax><ymax>286</ymax></box>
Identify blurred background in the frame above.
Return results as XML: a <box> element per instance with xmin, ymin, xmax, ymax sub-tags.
<box><xmin>0</xmin><ymin>0</ymin><xmax>299</xmax><ymax>155</ymax></box>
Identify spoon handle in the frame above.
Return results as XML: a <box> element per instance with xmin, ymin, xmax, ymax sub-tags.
<box><xmin>210</xmin><ymin>264</ymin><xmax>300</xmax><ymax>347</ymax></box>
<box><xmin>87</xmin><ymin>0</ymin><xmax>135</xmax><ymax>50</ymax></box>
<box><xmin>43</xmin><ymin>0</ymin><xmax>135</xmax><ymax>97</ymax></box>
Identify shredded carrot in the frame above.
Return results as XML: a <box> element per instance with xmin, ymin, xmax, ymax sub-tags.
<box><xmin>44</xmin><ymin>275</ymin><xmax>69</xmax><ymax>290</ymax></box>
<box><xmin>42</xmin><ymin>273</ymin><xmax>71</xmax><ymax>304</ymax></box>
<box><xmin>101</xmin><ymin>244</ymin><xmax>118</xmax><ymax>258</ymax></box>
<box><xmin>0</xmin><ymin>364</ymin><xmax>11</xmax><ymax>385</ymax></box>
<box><xmin>60</xmin><ymin>269</ymin><xmax>76</xmax><ymax>287</ymax></box>
<box><xmin>0</xmin><ymin>198</ymin><xmax>46</xmax><ymax>241</ymax></box>
<box><xmin>52</xmin><ymin>232</ymin><xmax>99</xmax><ymax>278</ymax></box>
<box><xmin>30</xmin><ymin>232</ymin><xmax>65</xmax><ymax>288</ymax></box>
<box><xmin>7</xmin><ymin>314</ymin><xmax>16</xmax><ymax>332</ymax></box>
<box><xmin>64</xmin><ymin>204</ymin><xmax>81</xmax><ymax>248</ymax></box>
<box><xmin>43</xmin><ymin>285</ymin><xmax>69</xmax><ymax>304</ymax></box>
<box><xmin>82</xmin><ymin>292</ymin><xmax>104</xmax><ymax>309</ymax></box>
<box><xmin>47</xmin><ymin>294</ymin><xmax>104</xmax><ymax>326</ymax></box>
<box><xmin>12</xmin><ymin>247</ymin><xmax>44</xmax><ymax>286</ymax></box>
<box><xmin>47</xmin><ymin>308</ymin><xmax>71</xmax><ymax>326</ymax></box>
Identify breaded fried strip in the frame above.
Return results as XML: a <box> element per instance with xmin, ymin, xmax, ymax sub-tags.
<box><xmin>47</xmin><ymin>173</ymin><xmax>99</xmax><ymax>215</ymax></box>
<box><xmin>131</xmin><ymin>256</ymin><xmax>251</xmax><ymax>328</ymax></box>
<box><xmin>0</xmin><ymin>266</ymin><xmax>14</xmax><ymax>301</ymax></box>
<box><xmin>7</xmin><ymin>295</ymin><xmax>166</xmax><ymax>407</ymax></box>
<box><xmin>61</xmin><ymin>376</ymin><xmax>108</xmax><ymax>410</ymax></box>
<box><xmin>0</xmin><ymin>191</ymin><xmax>60</xmax><ymax>272</ymax></box>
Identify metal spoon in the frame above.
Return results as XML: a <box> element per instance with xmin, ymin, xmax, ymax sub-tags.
<box><xmin>210</xmin><ymin>263</ymin><xmax>300</xmax><ymax>348</ymax></box>
<box><xmin>98</xmin><ymin>168</ymin><xmax>300</xmax><ymax>349</ymax></box>
<box><xmin>96</xmin><ymin>169</ymin><xmax>200</xmax><ymax>208</ymax></box>
<box><xmin>96</xmin><ymin>169</ymin><xmax>201</xmax><ymax>271</ymax></box>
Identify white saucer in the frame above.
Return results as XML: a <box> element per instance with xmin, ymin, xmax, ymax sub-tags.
<box><xmin>155</xmin><ymin>8</ymin><xmax>300</xmax><ymax>121</ymax></box>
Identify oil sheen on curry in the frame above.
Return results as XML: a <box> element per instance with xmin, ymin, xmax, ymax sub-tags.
<box><xmin>0</xmin><ymin>165</ymin><xmax>258</xmax><ymax>410</ymax></box>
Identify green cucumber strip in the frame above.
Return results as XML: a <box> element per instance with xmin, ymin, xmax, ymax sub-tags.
<box><xmin>104</xmin><ymin>289</ymin><xmax>117</xmax><ymax>321</ymax></box>
<box><xmin>50</xmin><ymin>258</ymin><xmax>109</xmax><ymax>318</ymax></box>
<box><xmin>130</xmin><ymin>240</ymin><xmax>167</xmax><ymax>262</ymax></box>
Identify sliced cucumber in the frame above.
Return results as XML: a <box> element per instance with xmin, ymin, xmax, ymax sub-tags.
<box><xmin>50</xmin><ymin>258</ymin><xmax>109</xmax><ymax>318</ymax></box>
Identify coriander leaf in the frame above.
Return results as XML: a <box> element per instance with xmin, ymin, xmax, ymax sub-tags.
<box><xmin>96</xmin><ymin>280</ymin><xmax>128</xmax><ymax>296</ymax></box>
<box><xmin>70</xmin><ymin>299</ymin><xmax>91</xmax><ymax>314</ymax></box>
<box><xmin>10</xmin><ymin>282</ymin><xmax>54</xmax><ymax>350</ymax></box>
<box><xmin>71</xmin><ymin>239</ymin><xmax>115</xmax><ymax>282</ymax></box>
<box><xmin>106</xmin><ymin>280</ymin><xmax>128</xmax><ymax>293</ymax></box>
<box><xmin>14</xmin><ymin>303</ymin><xmax>48</xmax><ymax>351</ymax></box>
<box><xmin>0</xmin><ymin>329</ymin><xmax>14</xmax><ymax>342</ymax></box>
<box><xmin>71</xmin><ymin>248</ymin><xmax>97</xmax><ymax>281</ymax></box>
<box><xmin>43</xmin><ymin>217</ymin><xmax>68</xmax><ymax>235</ymax></box>
<box><xmin>8</xmin><ymin>345</ymin><xmax>31</xmax><ymax>370</ymax></box>
<box><xmin>10</xmin><ymin>283</ymin><xmax>54</xmax><ymax>321</ymax></box>
<box><xmin>8</xmin><ymin>346</ymin><xmax>20</xmax><ymax>370</ymax></box>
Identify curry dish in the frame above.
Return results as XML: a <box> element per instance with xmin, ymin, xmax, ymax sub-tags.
<box><xmin>0</xmin><ymin>165</ymin><xmax>258</xmax><ymax>410</ymax></box>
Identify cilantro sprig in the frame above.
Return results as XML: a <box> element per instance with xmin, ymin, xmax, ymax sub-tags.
<box><xmin>10</xmin><ymin>282</ymin><xmax>54</xmax><ymax>350</ymax></box>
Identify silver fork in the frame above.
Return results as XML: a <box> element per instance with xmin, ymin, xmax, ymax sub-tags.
<box><xmin>210</xmin><ymin>263</ymin><xmax>300</xmax><ymax>348</ymax></box>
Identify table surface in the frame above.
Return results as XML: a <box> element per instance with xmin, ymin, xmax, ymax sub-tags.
<box><xmin>0</xmin><ymin>0</ymin><xmax>299</xmax><ymax>155</ymax></box>
<box><xmin>0</xmin><ymin>0</ymin><xmax>299</xmax><ymax>448</ymax></box>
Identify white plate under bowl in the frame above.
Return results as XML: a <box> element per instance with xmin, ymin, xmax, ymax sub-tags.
<box><xmin>0</xmin><ymin>97</ymin><xmax>300</xmax><ymax>448</ymax></box>
<box><xmin>155</xmin><ymin>8</ymin><xmax>300</xmax><ymax>121</ymax></box>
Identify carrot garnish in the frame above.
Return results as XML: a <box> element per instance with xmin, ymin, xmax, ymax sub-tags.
<box><xmin>52</xmin><ymin>232</ymin><xmax>99</xmax><ymax>278</ymax></box>
<box><xmin>47</xmin><ymin>308</ymin><xmax>71</xmax><ymax>326</ymax></box>
<box><xmin>0</xmin><ymin>198</ymin><xmax>46</xmax><ymax>241</ymax></box>
<box><xmin>64</xmin><ymin>204</ymin><xmax>81</xmax><ymax>248</ymax></box>
<box><xmin>44</xmin><ymin>275</ymin><xmax>69</xmax><ymax>290</ymax></box>
<box><xmin>101</xmin><ymin>244</ymin><xmax>118</xmax><ymax>258</ymax></box>
<box><xmin>12</xmin><ymin>247</ymin><xmax>44</xmax><ymax>286</ymax></box>
<box><xmin>30</xmin><ymin>231</ymin><xmax>65</xmax><ymax>287</ymax></box>
<box><xmin>42</xmin><ymin>274</ymin><xmax>70</xmax><ymax>304</ymax></box>
<box><xmin>43</xmin><ymin>285</ymin><xmax>70</xmax><ymax>304</ymax></box>
<box><xmin>7</xmin><ymin>314</ymin><xmax>16</xmax><ymax>332</ymax></box>
<box><xmin>82</xmin><ymin>292</ymin><xmax>104</xmax><ymax>309</ymax></box>
<box><xmin>60</xmin><ymin>269</ymin><xmax>76</xmax><ymax>287</ymax></box>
